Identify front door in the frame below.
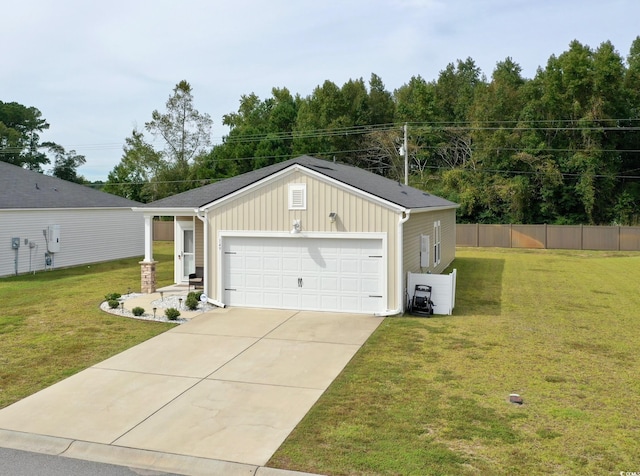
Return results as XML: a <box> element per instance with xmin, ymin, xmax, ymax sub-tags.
<box><xmin>176</xmin><ymin>220</ymin><xmax>195</xmax><ymax>283</ymax></box>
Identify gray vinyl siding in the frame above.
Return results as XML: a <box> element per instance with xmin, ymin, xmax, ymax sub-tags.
<box><xmin>0</xmin><ymin>208</ymin><xmax>143</xmax><ymax>277</ymax></box>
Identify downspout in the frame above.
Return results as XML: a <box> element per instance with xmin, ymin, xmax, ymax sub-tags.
<box><xmin>375</xmin><ymin>209</ymin><xmax>411</xmax><ymax>317</ymax></box>
<box><xmin>196</xmin><ymin>208</ymin><xmax>225</xmax><ymax>308</ymax></box>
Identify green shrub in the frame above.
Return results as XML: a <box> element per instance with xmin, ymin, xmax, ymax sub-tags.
<box><xmin>108</xmin><ymin>299</ymin><xmax>120</xmax><ymax>309</ymax></box>
<box><xmin>185</xmin><ymin>295</ymin><xmax>199</xmax><ymax>310</ymax></box>
<box><xmin>132</xmin><ymin>307</ymin><xmax>145</xmax><ymax>316</ymax></box>
<box><xmin>105</xmin><ymin>292</ymin><xmax>121</xmax><ymax>301</ymax></box>
<box><xmin>165</xmin><ymin>308</ymin><xmax>181</xmax><ymax>320</ymax></box>
<box><xmin>188</xmin><ymin>291</ymin><xmax>203</xmax><ymax>301</ymax></box>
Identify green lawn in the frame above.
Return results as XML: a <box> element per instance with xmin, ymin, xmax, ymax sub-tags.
<box><xmin>2</xmin><ymin>245</ymin><xmax>639</xmax><ymax>474</ymax></box>
<box><xmin>0</xmin><ymin>242</ymin><xmax>176</xmax><ymax>409</ymax></box>
<box><xmin>269</xmin><ymin>248</ymin><xmax>640</xmax><ymax>475</ymax></box>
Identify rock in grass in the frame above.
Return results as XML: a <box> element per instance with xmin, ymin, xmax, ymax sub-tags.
<box><xmin>509</xmin><ymin>393</ymin><xmax>523</xmax><ymax>404</ymax></box>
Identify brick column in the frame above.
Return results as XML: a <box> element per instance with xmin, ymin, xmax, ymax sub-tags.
<box><xmin>140</xmin><ymin>261</ymin><xmax>158</xmax><ymax>294</ymax></box>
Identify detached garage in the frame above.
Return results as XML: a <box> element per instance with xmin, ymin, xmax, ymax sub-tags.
<box><xmin>137</xmin><ymin>155</ymin><xmax>457</xmax><ymax>315</ymax></box>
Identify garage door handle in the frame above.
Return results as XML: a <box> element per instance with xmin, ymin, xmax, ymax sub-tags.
<box><xmin>298</xmin><ymin>278</ymin><xmax>303</xmax><ymax>287</ymax></box>
<box><xmin>225</xmin><ymin>288</ymin><xmax>236</xmax><ymax>291</ymax></box>
<box><xmin>369</xmin><ymin>295</ymin><xmax>383</xmax><ymax>298</ymax></box>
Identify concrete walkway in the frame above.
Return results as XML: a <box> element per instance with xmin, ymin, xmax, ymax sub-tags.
<box><xmin>0</xmin><ymin>307</ymin><xmax>383</xmax><ymax>475</ymax></box>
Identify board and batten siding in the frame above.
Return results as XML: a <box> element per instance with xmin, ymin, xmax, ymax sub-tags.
<box><xmin>0</xmin><ymin>208</ymin><xmax>144</xmax><ymax>277</ymax></box>
<box><xmin>403</xmin><ymin>208</ymin><xmax>456</xmax><ymax>276</ymax></box>
<box><xmin>206</xmin><ymin>169</ymin><xmax>401</xmax><ymax>310</ymax></box>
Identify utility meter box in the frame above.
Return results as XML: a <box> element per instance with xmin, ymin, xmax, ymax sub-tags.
<box><xmin>11</xmin><ymin>237</ymin><xmax>20</xmax><ymax>249</ymax></box>
<box><xmin>47</xmin><ymin>225</ymin><xmax>61</xmax><ymax>252</ymax></box>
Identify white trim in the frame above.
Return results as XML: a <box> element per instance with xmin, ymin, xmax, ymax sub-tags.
<box><xmin>405</xmin><ymin>205</ymin><xmax>460</xmax><ymax>214</ymax></box>
<box><xmin>288</xmin><ymin>183</ymin><xmax>307</xmax><ymax>210</ymax></box>
<box><xmin>217</xmin><ymin>230</ymin><xmax>388</xmax><ymax>313</ymax></box>
<box><xmin>143</xmin><ymin>215</ymin><xmax>153</xmax><ymax>262</ymax></box>
<box><xmin>433</xmin><ymin>220</ymin><xmax>442</xmax><ymax>267</ymax></box>
<box><xmin>132</xmin><ymin>207</ymin><xmax>198</xmax><ymax>215</ymax></box>
<box><xmin>196</xmin><ymin>209</ymin><xmax>208</xmax><ymax>296</ymax></box>
<box><xmin>202</xmin><ymin>164</ymin><xmax>406</xmax><ymax>213</ymax></box>
<box><xmin>175</xmin><ymin>219</ymin><xmax>195</xmax><ymax>283</ymax></box>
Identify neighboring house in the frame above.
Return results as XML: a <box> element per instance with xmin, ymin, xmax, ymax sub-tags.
<box><xmin>0</xmin><ymin>161</ymin><xmax>144</xmax><ymax>277</ymax></box>
<box><xmin>137</xmin><ymin>155</ymin><xmax>458</xmax><ymax>315</ymax></box>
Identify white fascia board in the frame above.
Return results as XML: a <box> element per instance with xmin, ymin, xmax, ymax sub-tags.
<box><xmin>131</xmin><ymin>207</ymin><xmax>197</xmax><ymax>216</ymax></box>
<box><xmin>201</xmin><ymin>164</ymin><xmax>406</xmax><ymax>213</ymax></box>
<box><xmin>407</xmin><ymin>204</ymin><xmax>460</xmax><ymax>214</ymax></box>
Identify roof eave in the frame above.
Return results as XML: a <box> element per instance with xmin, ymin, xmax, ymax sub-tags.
<box><xmin>132</xmin><ymin>207</ymin><xmax>198</xmax><ymax>215</ymax></box>
<box><xmin>407</xmin><ymin>204</ymin><xmax>460</xmax><ymax>213</ymax></box>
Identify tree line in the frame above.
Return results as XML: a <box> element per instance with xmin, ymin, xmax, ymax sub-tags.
<box><xmin>0</xmin><ymin>101</ymin><xmax>87</xmax><ymax>183</ymax></box>
<box><xmin>3</xmin><ymin>38</ymin><xmax>639</xmax><ymax>225</ymax></box>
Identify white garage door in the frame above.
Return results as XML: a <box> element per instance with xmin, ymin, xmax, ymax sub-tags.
<box><xmin>222</xmin><ymin>236</ymin><xmax>384</xmax><ymax>313</ymax></box>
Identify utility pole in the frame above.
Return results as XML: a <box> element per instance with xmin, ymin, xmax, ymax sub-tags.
<box><xmin>404</xmin><ymin>123</ymin><xmax>408</xmax><ymax>185</ymax></box>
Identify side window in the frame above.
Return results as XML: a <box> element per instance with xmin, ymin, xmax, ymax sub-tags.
<box><xmin>420</xmin><ymin>234</ymin><xmax>430</xmax><ymax>268</ymax></box>
<box><xmin>433</xmin><ymin>220</ymin><xmax>441</xmax><ymax>266</ymax></box>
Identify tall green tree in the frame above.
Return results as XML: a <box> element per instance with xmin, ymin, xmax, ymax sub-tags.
<box><xmin>145</xmin><ymin>80</ymin><xmax>213</xmax><ymax>166</ymax></box>
<box><xmin>0</xmin><ymin>101</ymin><xmax>50</xmax><ymax>170</ymax></box>
<box><xmin>217</xmin><ymin>87</ymin><xmax>299</xmax><ymax>174</ymax></box>
<box><xmin>104</xmin><ymin>129</ymin><xmax>163</xmax><ymax>202</ymax></box>
<box><xmin>42</xmin><ymin>142</ymin><xmax>86</xmax><ymax>183</ymax></box>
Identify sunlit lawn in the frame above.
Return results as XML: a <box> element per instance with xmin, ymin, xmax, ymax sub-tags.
<box><xmin>0</xmin><ymin>242</ymin><xmax>175</xmax><ymax>409</ymax></box>
<box><xmin>269</xmin><ymin>248</ymin><xmax>640</xmax><ymax>475</ymax></box>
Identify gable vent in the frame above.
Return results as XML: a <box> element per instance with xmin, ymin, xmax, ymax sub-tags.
<box><xmin>289</xmin><ymin>183</ymin><xmax>307</xmax><ymax>210</ymax></box>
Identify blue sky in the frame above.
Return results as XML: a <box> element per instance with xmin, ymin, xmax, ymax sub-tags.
<box><xmin>3</xmin><ymin>0</ymin><xmax>639</xmax><ymax>181</ymax></box>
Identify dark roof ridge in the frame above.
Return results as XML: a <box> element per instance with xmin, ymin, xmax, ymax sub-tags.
<box><xmin>143</xmin><ymin>155</ymin><xmax>457</xmax><ymax>210</ymax></box>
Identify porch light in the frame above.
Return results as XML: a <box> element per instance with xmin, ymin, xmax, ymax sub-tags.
<box><xmin>329</xmin><ymin>212</ymin><xmax>337</xmax><ymax>223</ymax></box>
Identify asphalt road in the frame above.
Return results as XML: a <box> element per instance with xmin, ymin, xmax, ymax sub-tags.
<box><xmin>0</xmin><ymin>447</ymin><xmax>180</xmax><ymax>476</ymax></box>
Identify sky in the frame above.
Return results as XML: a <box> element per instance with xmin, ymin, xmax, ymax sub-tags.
<box><xmin>3</xmin><ymin>0</ymin><xmax>640</xmax><ymax>182</ymax></box>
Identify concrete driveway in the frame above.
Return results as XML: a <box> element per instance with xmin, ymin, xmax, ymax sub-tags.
<box><xmin>0</xmin><ymin>308</ymin><xmax>383</xmax><ymax>475</ymax></box>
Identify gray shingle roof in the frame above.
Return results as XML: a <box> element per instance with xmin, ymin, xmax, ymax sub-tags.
<box><xmin>0</xmin><ymin>161</ymin><xmax>141</xmax><ymax>209</ymax></box>
<box><xmin>145</xmin><ymin>155</ymin><xmax>457</xmax><ymax>210</ymax></box>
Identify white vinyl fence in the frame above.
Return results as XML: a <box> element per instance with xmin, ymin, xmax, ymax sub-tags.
<box><xmin>407</xmin><ymin>269</ymin><xmax>457</xmax><ymax>315</ymax></box>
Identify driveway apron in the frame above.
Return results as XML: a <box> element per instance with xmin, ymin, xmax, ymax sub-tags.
<box><xmin>0</xmin><ymin>308</ymin><xmax>383</xmax><ymax>471</ymax></box>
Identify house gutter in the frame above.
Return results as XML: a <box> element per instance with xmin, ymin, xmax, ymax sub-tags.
<box><xmin>375</xmin><ymin>209</ymin><xmax>411</xmax><ymax>317</ymax></box>
<box><xmin>195</xmin><ymin>208</ymin><xmax>225</xmax><ymax>309</ymax></box>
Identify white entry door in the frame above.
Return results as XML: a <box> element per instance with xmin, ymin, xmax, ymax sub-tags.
<box><xmin>222</xmin><ymin>236</ymin><xmax>385</xmax><ymax>313</ymax></box>
<box><xmin>176</xmin><ymin>221</ymin><xmax>195</xmax><ymax>282</ymax></box>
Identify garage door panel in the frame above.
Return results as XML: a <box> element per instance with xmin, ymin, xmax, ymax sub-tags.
<box><xmin>263</xmin><ymin>256</ymin><xmax>281</xmax><ymax>270</ymax></box>
<box><xmin>262</xmin><ymin>292</ymin><xmax>282</xmax><ymax>307</ymax></box>
<box><xmin>245</xmin><ymin>273</ymin><xmax>263</xmax><ymax>288</ymax></box>
<box><xmin>340</xmin><ymin>259</ymin><xmax>359</xmax><ymax>273</ymax></box>
<box><xmin>282</xmin><ymin>257</ymin><xmax>299</xmax><ymax>272</ymax></box>
<box><xmin>262</xmin><ymin>274</ymin><xmax>281</xmax><ymax>289</ymax></box>
<box><xmin>320</xmin><ymin>295</ymin><xmax>339</xmax><ymax>310</ymax></box>
<box><xmin>361</xmin><ymin>278</ymin><xmax>380</xmax><ymax>293</ymax></box>
<box><xmin>223</xmin><ymin>236</ymin><xmax>384</xmax><ymax>313</ymax></box>
<box><xmin>320</xmin><ymin>277</ymin><xmax>338</xmax><ymax>291</ymax></box>
<box><xmin>361</xmin><ymin>259</ymin><xmax>381</xmax><ymax>274</ymax></box>
<box><xmin>301</xmin><ymin>257</ymin><xmax>321</xmax><ymax>272</ymax></box>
